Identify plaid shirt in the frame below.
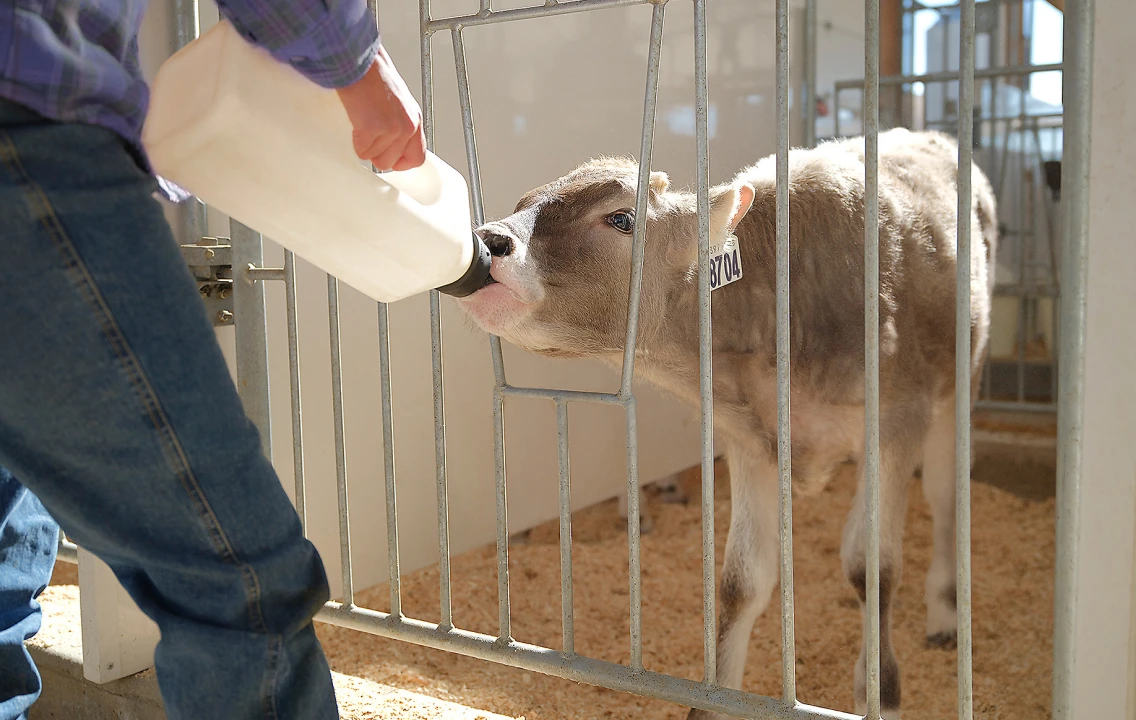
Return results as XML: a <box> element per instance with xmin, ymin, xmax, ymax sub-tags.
<box><xmin>0</xmin><ymin>0</ymin><xmax>379</xmax><ymax>200</ymax></box>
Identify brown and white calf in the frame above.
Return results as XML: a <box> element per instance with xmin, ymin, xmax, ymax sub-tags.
<box><xmin>456</xmin><ymin>128</ymin><xmax>997</xmax><ymax>719</ymax></box>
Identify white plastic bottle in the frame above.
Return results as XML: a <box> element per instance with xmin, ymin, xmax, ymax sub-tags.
<box><xmin>141</xmin><ymin>19</ymin><xmax>492</xmax><ymax>303</ymax></box>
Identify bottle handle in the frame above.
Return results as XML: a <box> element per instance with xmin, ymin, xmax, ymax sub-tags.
<box><xmin>375</xmin><ymin>152</ymin><xmax>446</xmax><ymax>207</ymax></box>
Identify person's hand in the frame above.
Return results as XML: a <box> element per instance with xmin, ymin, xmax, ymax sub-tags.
<box><xmin>336</xmin><ymin>44</ymin><xmax>427</xmax><ymax>172</ymax></box>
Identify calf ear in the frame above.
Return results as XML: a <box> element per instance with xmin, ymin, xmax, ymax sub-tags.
<box><xmin>649</xmin><ymin>171</ymin><xmax>670</xmax><ymax>195</ymax></box>
<box><xmin>665</xmin><ymin>181</ymin><xmax>756</xmax><ymax>268</ymax></box>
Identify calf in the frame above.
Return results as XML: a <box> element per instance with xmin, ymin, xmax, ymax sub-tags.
<box><xmin>456</xmin><ymin>128</ymin><xmax>997</xmax><ymax>719</ymax></box>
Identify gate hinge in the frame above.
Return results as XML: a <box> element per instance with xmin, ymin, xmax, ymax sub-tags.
<box><xmin>181</xmin><ymin>236</ymin><xmax>234</xmax><ymax>327</ymax></box>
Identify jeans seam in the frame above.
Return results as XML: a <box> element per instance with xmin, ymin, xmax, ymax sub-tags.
<box><xmin>0</xmin><ymin>131</ymin><xmax>269</xmax><ymax>636</ymax></box>
<box><xmin>263</xmin><ymin>634</ymin><xmax>282</xmax><ymax>720</ymax></box>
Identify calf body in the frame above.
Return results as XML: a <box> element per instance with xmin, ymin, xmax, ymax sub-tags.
<box><xmin>457</xmin><ymin>128</ymin><xmax>997</xmax><ymax>718</ymax></box>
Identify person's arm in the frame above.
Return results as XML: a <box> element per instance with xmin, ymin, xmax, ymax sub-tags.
<box><xmin>216</xmin><ymin>0</ymin><xmax>427</xmax><ymax>170</ymax></box>
<box><xmin>215</xmin><ymin>0</ymin><xmax>378</xmax><ymax>89</ymax></box>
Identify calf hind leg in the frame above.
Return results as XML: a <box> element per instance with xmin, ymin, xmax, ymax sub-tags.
<box><xmin>841</xmin><ymin>440</ymin><xmax>920</xmax><ymax>720</ymax></box>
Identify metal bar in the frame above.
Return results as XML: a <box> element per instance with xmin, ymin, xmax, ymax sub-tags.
<box><xmin>318</xmin><ymin>603</ymin><xmax>861</xmax><ymax>720</ymax></box>
<box><xmin>429</xmin><ymin>0</ymin><xmax>648</xmax><ymax>31</ymax></box>
<box><xmin>692</xmin><ymin>0</ymin><xmax>716</xmax><ymax>686</ymax></box>
<box><xmin>862</xmin><ymin>0</ymin><xmax>882</xmax><ymax>716</ymax></box>
<box><xmin>955</xmin><ymin>1</ymin><xmax>977</xmax><ymax>718</ymax></box>
<box><xmin>377</xmin><ymin>302</ymin><xmax>402</xmax><ymax>617</ymax></box>
<box><xmin>480</xmin><ymin>0</ymin><xmax>491</xmax><ymax>13</ymax></box>
<box><xmin>1015</xmin><ymin>43</ymin><xmax>1029</xmax><ymax>405</ymax></box>
<box><xmin>804</xmin><ymin>0</ymin><xmax>818</xmax><ymax>148</ymax></box>
<box><xmin>283</xmin><ymin>251</ymin><xmax>307</xmax><ymax>534</ymax></box>
<box><xmin>1052</xmin><ymin>0</ymin><xmax>1094</xmax><ymax>715</ymax></box>
<box><xmin>173</xmin><ymin>0</ymin><xmax>206</xmax><ymax>247</ymax></box>
<box><xmin>775</xmin><ymin>0</ymin><xmax>796</xmax><ymax>705</ymax></box>
<box><xmin>626</xmin><ymin>398</ymin><xmax>643</xmax><ymax>669</ymax></box>
<box><xmin>555</xmin><ymin>401</ymin><xmax>574</xmax><ymax>655</ymax></box>
<box><xmin>832</xmin><ymin>62</ymin><xmax>1063</xmax><ymax>91</ymax></box>
<box><xmin>421</xmin><ymin>0</ymin><xmax>453</xmax><ymax>632</ymax></box>
<box><xmin>245</xmin><ymin>266</ymin><xmax>285</xmax><ymax>282</ymax></box>
<box><xmin>231</xmin><ymin>222</ymin><xmax>272</xmax><ymax>461</ymax></box>
<box><xmin>451</xmin><ymin>27</ymin><xmax>505</xmax><ymax>388</ymax></box>
<box><xmin>328</xmin><ymin>276</ymin><xmax>354</xmax><ymax>606</ymax></box>
<box><xmin>500</xmin><ymin>385</ymin><xmax>627</xmax><ymax>406</ymax></box>
<box><xmin>618</xmin><ymin>2</ymin><xmax>666</xmax><ymax>399</ymax></box>
<box><xmin>492</xmin><ymin>389</ymin><xmax>511</xmax><ymax>642</ymax></box>
<box><xmin>57</xmin><ymin>537</ymin><xmax>78</xmax><ymax>565</ymax></box>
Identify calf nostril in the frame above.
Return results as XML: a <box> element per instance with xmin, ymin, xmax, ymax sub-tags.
<box><xmin>482</xmin><ymin>231</ymin><xmax>514</xmax><ymax>257</ymax></box>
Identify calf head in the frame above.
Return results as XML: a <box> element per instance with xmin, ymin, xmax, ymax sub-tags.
<box><xmin>457</xmin><ymin>157</ymin><xmax>755</xmax><ymax>359</ymax></box>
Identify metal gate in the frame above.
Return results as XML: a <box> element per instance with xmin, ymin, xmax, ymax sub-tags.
<box><xmin>57</xmin><ymin>0</ymin><xmax>1093</xmax><ymax>717</ymax></box>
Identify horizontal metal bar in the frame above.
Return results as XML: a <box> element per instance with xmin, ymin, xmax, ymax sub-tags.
<box><xmin>974</xmin><ymin>400</ymin><xmax>1057</xmax><ymax>414</ymax></box>
<box><xmin>499</xmin><ymin>385</ymin><xmax>628</xmax><ymax>407</ymax></box>
<box><xmin>57</xmin><ymin>538</ymin><xmax>78</xmax><ymax>565</ymax></box>
<box><xmin>834</xmin><ymin>62</ymin><xmax>1063</xmax><ymax>91</ymax></box>
<box><xmin>317</xmin><ymin>603</ymin><xmax>859</xmax><ymax>720</ymax></box>
<box><xmin>244</xmin><ymin>266</ymin><xmax>285</xmax><ymax>283</ymax></box>
<box><xmin>429</xmin><ymin>0</ymin><xmax>649</xmax><ymax>31</ymax></box>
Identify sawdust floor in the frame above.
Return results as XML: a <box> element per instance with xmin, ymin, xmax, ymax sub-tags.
<box><xmin>315</xmin><ymin>440</ymin><xmax>1056</xmax><ymax>720</ymax></box>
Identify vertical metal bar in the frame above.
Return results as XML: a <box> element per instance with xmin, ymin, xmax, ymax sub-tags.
<box><xmin>804</xmin><ymin>0</ymin><xmax>818</xmax><ymax>148</ymax></box>
<box><xmin>452</xmin><ymin>27</ymin><xmax>505</xmax><ymax>386</ymax></box>
<box><xmin>556</xmin><ymin>401</ymin><xmax>574</xmax><ymax>655</ymax></box>
<box><xmin>863</xmin><ymin>0</ymin><xmax>882</xmax><ymax>717</ymax></box>
<box><xmin>956</xmin><ymin>1</ymin><xmax>977</xmax><ymax>718</ymax></box>
<box><xmin>420</xmin><ymin>0</ymin><xmax>453</xmax><ymax>631</ymax></box>
<box><xmin>328</xmin><ymin>276</ymin><xmax>354</xmax><ymax>606</ymax></box>
<box><xmin>173</xmin><ymin>0</ymin><xmax>206</xmax><ymax>246</ymax></box>
<box><xmin>692</xmin><ymin>0</ymin><xmax>716</xmax><ymax>686</ymax></box>
<box><xmin>1053</xmin><ymin>0</ymin><xmax>1094</xmax><ymax>715</ymax></box>
<box><xmin>775</xmin><ymin>0</ymin><xmax>797</xmax><ymax>705</ymax></box>
<box><xmin>231</xmin><ymin>222</ymin><xmax>272</xmax><ymax>461</ymax></box>
<box><xmin>1016</xmin><ymin>56</ymin><xmax>1029</xmax><ymax>403</ymax></box>
<box><xmin>626</xmin><ymin>398</ymin><xmax>643</xmax><ymax>670</ymax></box>
<box><xmin>618</xmin><ymin>2</ymin><xmax>666</xmax><ymax>398</ymax></box>
<box><xmin>834</xmin><ymin>90</ymin><xmax>842</xmax><ymax>139</ymax></box>
<box><xmin>377</xmin><ymin>302</ymin><xmax>402</xmax><ymax>617</ymax></box>
<box><xmin>284</xmin><ymin>251</ymin><xmax>307</xmax><ymax>534</ymax></box>
<box><xmin>492</xmin><ymin>389</ymin><xmax>511</xmax><ymax>641</ymax></box>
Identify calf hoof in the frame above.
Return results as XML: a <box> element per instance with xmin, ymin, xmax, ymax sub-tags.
<box><xmin>925</xmin><ymin>630</ymin><xmax>958</xmax><ymax>650</ymax></box>
<box><xmin>621</xmin><ymin>512</ymin><xmax>655</xmax><ymax>535</ymax></box>
<box><xmin>686</xmin><ymin>708</ymin><xmax>727</xmax><ymax>720</ymax></box>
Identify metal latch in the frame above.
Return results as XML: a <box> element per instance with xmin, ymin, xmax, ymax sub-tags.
<box><xmin>181</xmin><ymin>236</ymin><xmax>234</xmax><ymax>327</ymax></box>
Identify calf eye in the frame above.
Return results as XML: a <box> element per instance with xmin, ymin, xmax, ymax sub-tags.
<box><xmin>607</xmin><ymin>211</ymin><xmax>635</xmax><ymax>234</ymax></box>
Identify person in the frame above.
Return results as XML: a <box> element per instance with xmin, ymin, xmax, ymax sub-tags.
<box><xmin>0</xmin><ymin>1</ymin><xmax>426</xmax><ymax>718</ymax></box>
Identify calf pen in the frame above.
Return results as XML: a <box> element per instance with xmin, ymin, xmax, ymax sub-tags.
<box><xmin>53</xmin><ymin>0</ymin><xmax>1092</xmax><ymax>718</ymax></box>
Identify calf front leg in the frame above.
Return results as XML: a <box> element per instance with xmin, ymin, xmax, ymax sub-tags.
<box><xmin>841</xmin><ymin>441</ymin><xmax>919</xmax><ymax>720</ymax></box>
<box><xmin>687</xmin><ymin>449</ymin><xmax>779</xmax><ymax>720</ymax></box>
<box><xmin>920</xmin><ymin>396</ymin><xmax>961</xmax><ymax>648</ymax></box>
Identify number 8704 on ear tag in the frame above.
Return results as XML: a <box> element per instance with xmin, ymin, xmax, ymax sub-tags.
<box><xmin>708</xmin><ymin>237</ymin><xmax>743</xmax><ymax>291</ymax></box>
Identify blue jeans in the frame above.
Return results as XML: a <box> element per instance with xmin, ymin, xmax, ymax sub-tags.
<box><xmin>0</xmin><ymin>98</ymin><xmax>339</xmax><ymax>719</ymax></box>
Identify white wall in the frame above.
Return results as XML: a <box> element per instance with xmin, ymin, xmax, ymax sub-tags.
<box><xmin>1073</xmin><ymin>0</ymin><xmax>1136</xmax><ymax>715</ymax></box>
<box><xmin>136</xmin><ymin>0</ymin><xmax>816</xmax><ymax>602</ymax></box>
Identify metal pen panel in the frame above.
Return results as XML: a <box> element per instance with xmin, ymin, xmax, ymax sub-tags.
<box><xmin>327</xmin><ymin>276</ymin><xmax>354</xmax><ymax>606</ymax></box>
<box><xmin>321</xmin><ymin>602</ymin><xmax>862</xmax><ymax>720</ymax></box>
<box><xmin>283</xmin><ymin>251</ymin><xmax>307</xmax><ymax>534</ymax></box>
<box><xmin>1053</xmin><ymin>0</ymin><xmax>1095</xmax><ymax>716</ymax></box>
<box><xmin>378</xmin><ymin>302</ymin><xmax>402</xmax><ymax>617</ymax></box>
<box><xmin>429</xmin><ymin>0</ymin><xmax>648</xmax><ymax>32</ymax></box>
<box><xmin>692</xmin><ymin>0</ymin><xmax>716</xmax><ymax>686</ymax></box>
<box><xmin>492</xmin><ymin>389</ymin><xmax>512</xmax><ymax>641</ymax></box>
<box><xmin>774</xmin><ymin>0</ymin><xmax>797</xmax><ymax>704</ymax></box>
<box><xmin>451</xmin><ymin>27</ymin><xmax>505</xmax><ymax>387</ymax></box>
<box><xmin>625</xmin><ymin>398</ymin><xmax>643</xmax><ymax>670</ymax></box>
<box><xmin>556</xmin><ymin>401</ymin><xmax>574</xmax><ymax>655</ymax></box>
<box><xmin>420</xmin><ymin>0</ymin><xmax>454</xmax><ymax>631</ymax></box>
<box><xmin>618</xmin><ymin>1</ymin><xmax>666</xmax><ymax>399</ymax></box>
<box><xmin>862</xmin><ymin>0</ymin><xmax>882</xmax><ymax>718</ymax></box>
<box><xmin>231</xmin><ymin>221</ymin><xmax>272</xmax><ymax>461</ymax></box>
<box><xmin>955</xmin><ymin>3</ymin><xmax>977</xmax><ymax>719</ymax></box>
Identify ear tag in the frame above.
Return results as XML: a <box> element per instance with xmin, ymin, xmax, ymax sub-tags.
<box><xmin>708</xmin><ymin>232</ymin><xmax>743</xmax><ymax>291</ymax></box>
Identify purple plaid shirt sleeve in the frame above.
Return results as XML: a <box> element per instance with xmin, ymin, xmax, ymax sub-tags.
<box><xmin>216</xmin><ymin>0</ymin><xmax>380</xmax><ymax>89</ymax></box>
